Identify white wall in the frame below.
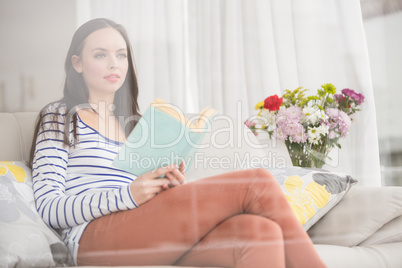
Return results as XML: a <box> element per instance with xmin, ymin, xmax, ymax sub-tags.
<box><xmin>0</xmin><ymin>0</ymin><xmax>77</xmax><ymax>112</ymax></box>
<box><xmin>363</xmin><ymin>11</ymin><xmax>402</xmax><ymax>153</ymax></box>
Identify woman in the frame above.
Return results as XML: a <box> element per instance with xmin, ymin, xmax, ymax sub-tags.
<box><xmin>30</xmin><ymin>18</ymin><xmax>326</xmax><ymax>267</ymax></box>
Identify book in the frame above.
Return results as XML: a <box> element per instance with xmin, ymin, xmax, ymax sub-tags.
<box><xmin>112</xmin><ymin>98</ymin><xmax>217</xmax><ymax>176</ymax></box>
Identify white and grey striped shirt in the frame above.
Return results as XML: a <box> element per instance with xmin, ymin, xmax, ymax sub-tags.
<box><xmin>32</xmin><ymin>104</ymin><xmax>138</xmax><ymax>264</ymax></box>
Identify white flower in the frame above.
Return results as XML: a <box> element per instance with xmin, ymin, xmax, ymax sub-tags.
<box><xmin>303</xmin><ymin>107</ymin><xmax>319</xmax><ymax>124</ymax></box>
<box><xmin>303</xmin><ymin>107</ymin><xmax>316</xmax><ymax>117</ymax></box>
<box><xmin>306</xmin><ymin>124</ymin><xmax>328</xmax><ymax>145</ymax></box>
<box><xmin>303</xmin><ymin>106</ymin><xmax>327</xmax><ymax>125</ymax></box>
<box><xmin>320</xmin><ymin>110</ymin><xmax>329</xmax><ymax>121</ymax></box>
<box><xmin>260</xmin><ymin>109</ymin><xmax>276</xmax><ymax>125</ymax></box>
<box><xmin>307</xmin><ymin>126</ymin><xmax>321</xmax><ymax>145</ymax></box>
<box><xmin>317</xmin><ymin>124</ymin><xmax>329</xmax><ymax>136</ymax></box>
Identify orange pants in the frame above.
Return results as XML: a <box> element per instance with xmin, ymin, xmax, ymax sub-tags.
<box><xmin>77</xmin><ymin>169</ymin><xmax>326</xmax><ymax>268</ymax></box>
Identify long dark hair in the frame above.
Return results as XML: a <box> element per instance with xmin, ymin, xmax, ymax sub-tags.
<box><xmin>28</xmin><ymin>18</ymin><xmax>141</xmax><ymax>168</ymax></box>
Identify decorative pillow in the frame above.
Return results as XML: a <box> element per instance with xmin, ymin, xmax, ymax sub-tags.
<box><xmin>0</xmin><ymin>161</ymin><xmax>35</xmax><ymax>208</ymax></box>
<box><xmin>267</xmin><ymin>166</ymin><xmax>358</xmax><ymax>231</ymax></box>
<box><xmin>0</xmin><ymin>161</ymin><xmax>73</xmax><ymax>267</ymax></box>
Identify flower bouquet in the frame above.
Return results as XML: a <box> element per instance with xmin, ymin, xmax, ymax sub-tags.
<box><xmin>245</xmin><ymin>84</ymin><xmax>364</xmax><ymax>168</ymax></box>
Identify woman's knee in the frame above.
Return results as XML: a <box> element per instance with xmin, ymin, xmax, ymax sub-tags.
<box><xmin>247</xmin><ymin>168</ymin><xmax>281</xmax><ymax>192</ymax></box>
<box><xmin>222</xmin><ymin>214</ymin><xmax>283</xmax><ymax>242</ymax></box>
<box><xmin>251</xmin><ymin>168</ymin><xmax>275</xmax><ymax>180</ymax></box>
<box><xmin>249</xmin><ymin>215</ymin><xmax>283</xmax><ymax>242</ymax></box>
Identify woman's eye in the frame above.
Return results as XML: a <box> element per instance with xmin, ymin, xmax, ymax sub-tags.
<box><xmin>118</xmin><ymin>53</ymin><xmax>127</xmax><ymax>58</ymax></box>
<box><xmin>95</xmin><ymin>54</ymin><xmax>106</xmax><ymax>58</ymax></box>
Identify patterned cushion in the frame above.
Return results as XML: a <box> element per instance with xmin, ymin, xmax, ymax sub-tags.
<box><xmin>0</xmin><ymin>161</ymin><xmax>73</xmax><ymax>267</ymax></box>
<box><xmin>267</xmin><ymin>166</ymin><xmax>357</xmax><ymax>230</ymax></box>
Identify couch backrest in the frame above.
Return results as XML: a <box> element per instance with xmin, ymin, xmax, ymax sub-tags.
<box><xmin>184</xmin><ymin>114</ymin><xmax>292</xmax><ymax>181</ymax></box>
<box><xmin>0</xmin><ymin>112</ymin><xmax>38</xmax><ymax>162</ymax></box>
<box><xmin>186</xmin><ymin>114</ymin><xmax>267</xmax><ymax>181</ymax></box>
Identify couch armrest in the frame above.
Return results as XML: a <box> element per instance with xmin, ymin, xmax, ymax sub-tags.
<box><xmin>308</xmin><ymin>186</ymin><xmax>402</xmax><ymax>246</ymax></box>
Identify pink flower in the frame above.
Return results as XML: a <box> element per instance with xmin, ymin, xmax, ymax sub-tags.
<box><xmin>276</xmin><ymin>106</ymin><xmax>303</xmax><ymax>135</ymax></box>
<box><xmin>328</xmin><ymin>130</ymin><xmax>337</xmax><ymax>139</ymax></box>
<box><xmin>292</xmin><ymin>128</ymin><xmax>308</xmax><ymax>143</ymax></box>
<box><xmin>244</xmin><ymin>119</ymin><xmax>255</xmax><ymax>128</ymax></box>
<box><xmin>282</xmin><ymin>120</ymin><xmax>303</xmax><ymax>136</ymax></box>
<box><xmin>244</xmin><ymin>119</ymin><xmax>258</xmax><ymax>136</ymax></box>
<box><xmin>355</xmin><ymin>93</ymin><xmax>365</xmax><ymax>105</ymax></box>
<box><xmin>273</xmin><ymin>126</ymin><xmax>288</xmax><ymax>141</ymax></box>
<box><xmin>334</xmin><ymin>94</ymin><xmax>345</xmax><ymax>102</ymax></box>
<box><xmin>277</xmin><ymin>106</ymin><xmax>302</xmax><ymax>122</ymax></box>
<box><xmin>286</xmin><ymin>106</ymin><xmax>303</xmax><ymax>120</ymax></box>
<box><xmin>342</xmin><ymin>88</ymin><xmax>365</xmax><ymax>105</ymax></box>
<box><xmin>274</xmin><ymin>106</ymin><xmax>305</xmax><ymax>142</ymax></box>
<box><xmin>326</xmin><ymin>108</ymin><xmax>352</xmax><ymax>137</ymax></box>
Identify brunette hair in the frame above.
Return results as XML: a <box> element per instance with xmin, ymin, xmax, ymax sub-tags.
<box><xmin>28</xmin><ymin>18</ymin><xmax>141</xmax><ymax>168</ymax></box>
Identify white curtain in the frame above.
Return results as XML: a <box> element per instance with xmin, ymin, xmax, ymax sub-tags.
<box><xmin>76</xmin><ymin>0</ymin><xmax>381</xmax><ymax>186</ymax></box>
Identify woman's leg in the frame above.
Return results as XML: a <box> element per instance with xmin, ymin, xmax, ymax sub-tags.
<box><xmin>174</xmin><ymin>214</ymin><xmax>285</xmax><ymax>268</ymax></box>
<box><xmin>77</xmin><ymin>168</ymin><xmax>325</xmax><ymax>267</ymax></box>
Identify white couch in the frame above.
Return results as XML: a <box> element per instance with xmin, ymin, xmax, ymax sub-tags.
<box><xmin>1</xmin><ymin>112</ymin><xmax>402</xmax><ymax>268</ymax></box>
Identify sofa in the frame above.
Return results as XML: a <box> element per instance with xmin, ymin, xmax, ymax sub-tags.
<box><xmin>1</xmin><ymin>111</ymin><xmax>402</xmax><ymax>268</ymax></box>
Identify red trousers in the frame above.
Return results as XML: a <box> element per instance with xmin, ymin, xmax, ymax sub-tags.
<box><xmin>77</xmin><ymin>169</ymin><xmax>326</xmax><ymax>268</ymax></box>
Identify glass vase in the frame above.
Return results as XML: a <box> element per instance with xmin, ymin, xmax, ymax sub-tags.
<box><xmin>285</xmin><ymin>140</ymin><xmax>328</xmax><ymax>169</ymax></box>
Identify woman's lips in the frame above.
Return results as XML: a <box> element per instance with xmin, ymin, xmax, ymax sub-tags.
<box><xmin>104</xmin><ymin>74</ymin><xmax>120</xmax><ymax>82</ymax></box>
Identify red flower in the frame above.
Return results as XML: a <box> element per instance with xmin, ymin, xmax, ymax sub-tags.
<box><xmin>264</xmin><ymin>95</ymin><xmax>283</xmax><ymax>111</ymax></box>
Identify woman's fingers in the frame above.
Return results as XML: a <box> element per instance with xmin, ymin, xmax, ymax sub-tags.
<box><xmin>173</xmin><ymin>168</ymin><xmax>186</xmax><ymax>185</ymax></box>
<box><xmin>151</xmin><ymin>164</ymin><xmax>186</xmax><ymax>187</ymax></box>
<box><xmin>179</xmin><ymin>161</ymin><xmax>185</xmax><ymax>174</ymax></box>
<box><xmin>129</xmin><ymin>177</ymin><xmax>170</xmax><ymax>206</ymax></box>
<box><xmin>148</xmin><ymin>177</ymin><xmax>170</xmax><ymax>186</ymax></box>
<box><xmin>136</xmin><ymin>165</ymin><xmax>176</xmax><ymax>181</ymax></box>
<box><xmin>151</xmin><ymin>165</ymin><xmax>177</xmax><ymax>179</ymax></box>
<box><xmin>164</xmin><ymin>163</ymin><xmax>186</xmax><ymax>186</ymax></box>
<box><xmin>129</xmin><ymin>164</ymin><xmax>187</xmax><ymax>206</ymax></box>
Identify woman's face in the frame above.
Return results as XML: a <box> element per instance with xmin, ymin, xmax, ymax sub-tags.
<box><xmin>72</xmin><ymin>27</ymin><xmax>129</xmax><ymax>100</ymax></box>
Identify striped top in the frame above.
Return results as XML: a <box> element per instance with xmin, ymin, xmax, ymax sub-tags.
<box><xmin>32</xmin><ymin>103</ymin><xmax>138</xmax><ymax>264</ymax></box>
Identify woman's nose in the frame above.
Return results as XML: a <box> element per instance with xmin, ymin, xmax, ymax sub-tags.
<box><xmin>109</xmin><ymin>57</ymin><xmax>118</xmax><ymax>70</ymax></box>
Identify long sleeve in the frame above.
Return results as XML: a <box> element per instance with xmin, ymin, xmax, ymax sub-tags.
<box><xmin>32</xmin><ymin>108</ymin><xmax>138</xmax><ymax>229</ymax></box>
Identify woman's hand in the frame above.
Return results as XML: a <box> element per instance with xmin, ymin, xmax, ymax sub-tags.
<box><xmin>165</xmin><ymin>161</ymin><xmax>186</xmax><ymax>188</ymax></box>
<box><xmin>129</xmin><ymin>163</ymin><xmax>186</xmax><ymax>206</ymax></box>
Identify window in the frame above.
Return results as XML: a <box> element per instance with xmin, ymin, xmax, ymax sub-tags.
<box><xmin>362</xmin><ymin>0</ymin><xmax>402</xmax><ymax>185</ymax></box>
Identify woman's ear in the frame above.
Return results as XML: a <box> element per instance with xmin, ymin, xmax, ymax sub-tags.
<box><xmin>71</xmin><ymin>55</ymin><xmax>83</xmax><ymax>73</ymax></box>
